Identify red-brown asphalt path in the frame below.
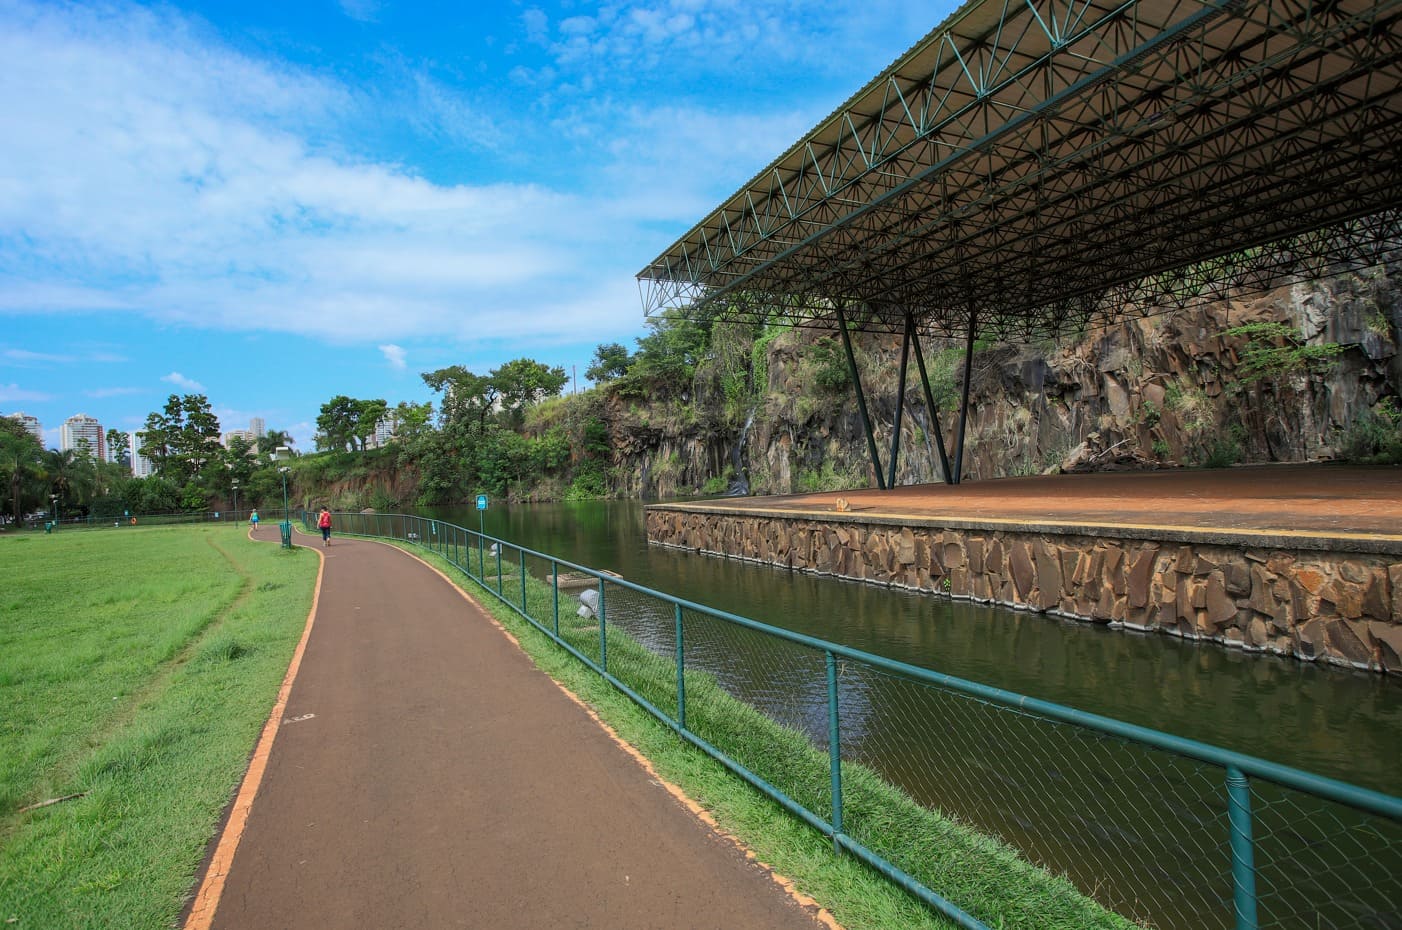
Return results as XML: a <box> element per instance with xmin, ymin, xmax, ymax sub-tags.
<box><xmin>190</xmin><ymin>531</ymin><xmax>835</xmax><ymax>930</ymax></box>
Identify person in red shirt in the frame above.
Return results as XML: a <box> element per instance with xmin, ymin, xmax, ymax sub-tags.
<box><xmin>318</xmin><ymin>506</ymin><xmax>332</xmax><ymax>547</ymax></box>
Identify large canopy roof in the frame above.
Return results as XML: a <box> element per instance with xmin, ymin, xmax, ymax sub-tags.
<box><xmin>638</xmin><ymin>0</ymin><xmax>1402</xmax><ymax>338</ymax></box>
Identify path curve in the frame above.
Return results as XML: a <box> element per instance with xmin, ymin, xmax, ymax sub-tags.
<box><xmin>191</xmin><ymin>530</ymin><xmax>835</xmax><ymax>930</ymax></box>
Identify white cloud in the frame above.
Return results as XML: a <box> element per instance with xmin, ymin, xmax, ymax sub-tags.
<box><xmin>0</xmin><ymin>2</ymin><xmax>632</xmax><ymax>344</ymax></box>
<box><xmin>4</xmin><ymin>348</ymin><xmax>66</xmax><ymax>364</ymax></box>
<box><xmin>86</xmin><ymin>386</ymin><xmax>144</xmax><ymax>398</ymax></box>
<box><xmin>0</xmin><ymin>383</ymin><xmax>52</xmax><ymax>403</ymax></box>
<box><xmin>379</xmin><ymin>344</ymin><xmax>408</xmax><ymax>370</ymax></box>
<box><xmin>162</xmin><ymin>372</ymin><xmax>205</xmax><ymax>392</ymax></box>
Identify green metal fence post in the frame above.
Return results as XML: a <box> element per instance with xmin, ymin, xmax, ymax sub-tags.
<box><xmin>478</xmin><ymin>530</ymin><xmax>484</xmax><ymax>580</ymax></box>
<box><xmin>1226</xmin><ymin>766</ymin><xmax>1259</xmax><ymax>930</ymax></box>
<box><xmin>495</xmin><ymin>543</ymin><xmax>502</xmax><ymax>595</ymax></box>
<box><xmin>675</xmin><ymin>604</ymin><xmax>686</xmax><ymax>729</ymax></box>
<box><xmin>519</xmin><ymin>548</ymin><xmax>527</xmax><ymax>613</ymax></box>
<box><xmin>598</xmin><ymin>579</ymin><xmax>608</xmax><ymax>673</ymax></box>
<box><xmin>552</xmin><ymin>561</ymin><xmax>560</xmax><ymax>636</ymax></box>
<box><xmin>826</xmin><ymin>650</ymin><xmax>844</xmax><ymax>854</ymax></box>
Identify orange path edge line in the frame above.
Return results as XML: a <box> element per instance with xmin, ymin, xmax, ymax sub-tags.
<box><xmin>183</xmin><ymin>530</ymin><xmax>326</xmax><ymax>930</ymax></box>
<box><xmin>379</xmin><ymin>539</ymin><xmax>844</xmax><ymax>930</ymax></box>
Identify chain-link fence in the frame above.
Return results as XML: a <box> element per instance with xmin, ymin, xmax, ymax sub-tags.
<box><xmin>312</xmin><ymin>511</ymin><xmax>1402</xmax><ymax>930</ymax></box>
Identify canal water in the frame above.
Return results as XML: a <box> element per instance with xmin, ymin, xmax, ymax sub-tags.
<box><xmin>421</xmin><ymin>499</ymin><xmax>1402</xmax><ymax>929</ymax></box>
<box><xmin>428</xmin><ymin>499</ymin><xmax>1401</xmax><ymax>794</ymax></box>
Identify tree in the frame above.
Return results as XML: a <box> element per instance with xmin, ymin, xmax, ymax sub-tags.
<box><xmin>422</xmin><ymin>366</ymin><xmax>498</xmax><ymax>434</ymax></box>
<box><xmin>138</xmin><ymin>394</ymin><xmax>222</xmax><ymax>481</ymax></box>
<box><xmin>354</xmin><ymin>398</ymin><xmax>389</xmax><ymax>450</ymax></box>
<box><xmin>105</xmin><ymin>429</ymin><xmax>131</xmax><ymax>468</ymax></box>
<box><xmin>316</xmin><ymin>396</ymin><xmax>360</xmax><ymax>452</ymax></box>
<box><xmin>1</xmin><ymin>418</ymin><xmax>44</xmax><ymax>524</ymax></box>
<box><xmin>490</xmin><ymin>358</ymin><xmax>568</xmax><ymax>427</ymax></box>
<box><xmin>259</xmin><ymin>429</ymin><xmax>294</xmax><ymax>457</ymax></box>
<box><xmin>586</xmin><ymin>343</ymin><xmax>633</xmax><ymax>383</ymax></box>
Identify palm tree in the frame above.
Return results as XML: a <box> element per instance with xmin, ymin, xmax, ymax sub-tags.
<box><xmin>1</xmin><ymin>429</ymin><xmax>44</xmax><ymax>525</ymax></box>
<box><xmin>259</xmin><ymin>430</ymin><xmax>295</xmax><ymax>457</ymax></box>
<box><xmin>43</xmin><ymin>448</ymin><xmax>98</xmax><ymax>516</ymax></box>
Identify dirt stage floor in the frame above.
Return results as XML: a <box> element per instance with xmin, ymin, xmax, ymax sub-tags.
<box><xmin>681</xmin><ymin>464</ymin><xmax>1402</xmax><ymax>545</ymax></box>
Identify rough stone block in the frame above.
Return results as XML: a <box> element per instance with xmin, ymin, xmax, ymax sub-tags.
<box><xmin>1326</xmin><ymin>619</ymin><xmax>1373</xmax><ymax>667</ymax></box>
<box><xmin>943</xmin><ymin>542</ymin><xmax>966</xmax><ymax>569</ymax></box>
<box><xmin>1205</xmin><ymin>572</ymin><xmax>1236</xmax><ymax>627</ymax></box>
<box><xmin>1294</xmin><ymin>568</ymin><xmax>1326</xmax><ymax>596</ymax></box>
<box><xmin>1127</xmin><ymin>548</ymin><xmax>1157</xmax><ymax>608</ymax></box>
<box><xmin>1390</xmin><ymin>565</ymin><xmax>1402</xmax><ymax>623</ymax></box>
<box><xmin>1010</xmin><ymin>542</ymin><xmax>1035</xmax><ymax>600</ymax></box>
<box><xmin>1362</xmin><ymin>569</ymin><xmax>1389</xmax><ymax>621</ymax></box>
<box><xmin>1371</xmin><ymin>622</ymin><xmax>1402</xmax><ymax>672</ymax></box>
<box><xmin>1297</xmin><ymin>618</ymin><xmax>1328</xmax><ymax>660</ymax></box>
<box><xmin>966</xmin><ymin>536</ymin><xmax>985</xmax><ymax>574</ymax></box>
<box><xmin>1174</xmin><ymin>546</ymin><xmax>1196</xmax><ymax>574</ymax></box>
<box><xmin>1223</xmin><ymin>557</ymin><xmax>1251</xmax><ymax>597</ymax></box>
<box><xmin>1339</xmin><ymin>559</ymin><xmax>1371</xmax><ymax>585</ymax></box>
<box><xmin>1035</xmin><ymin>539</ymin><xmax>1064</xmax><ymax>597</ymax></box>
<box><xmin>1248</xmin><ymin>617</ymin><xmax>1269</xmax><ymax>647</ymax></box>
<box><xmin>895</xmin><ymin>528</ymin><xmax>916</xmax><ymax>566</ymax></box>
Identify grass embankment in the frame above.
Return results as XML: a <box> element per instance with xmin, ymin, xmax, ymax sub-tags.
<box><xmin>392</xmin><ymin>538</ymin><xmax>1137</xmax><ymax>930</ymax></box>
<box><xmin>0</xmin><ymin>525</ymin><xmax>317</xmax><ymax>929</ymax></box>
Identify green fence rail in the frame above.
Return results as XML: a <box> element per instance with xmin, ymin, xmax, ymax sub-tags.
<box><xmin>309</xmin><ymin>511</ymin><xmax>1402</xmax><ymax>930</ymax></box>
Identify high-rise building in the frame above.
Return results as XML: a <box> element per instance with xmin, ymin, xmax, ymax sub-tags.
<box><xmin>222</xmin><ymin>428</ymin><xmax>255</xmax><ymax>449</ymax></box>
<box><xmin>249</xmin><ymin>417</ymin><xmax>266</xmax><ymax>439</ymax></box>
<box><xmin>371</xmin><ymin>412</ymin><xmax>398</xmax><ymax>448</ymax></box>
<box><xmin>60</xmin><ymin>414</ymin><xmax>104</xmax><ymax>458</ymax></box>
<box><xmin>130</xmin><ymin>431</ymin><xmax>154</xmax><ymax>478</ymax></box>
<box><xmin>6</xmin><ymin>412</ymin><xmax>43</xmax><ymax>443</ymax></box>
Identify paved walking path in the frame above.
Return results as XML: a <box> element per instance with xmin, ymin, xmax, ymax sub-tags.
<box><xmin>192</xmin><ymin>532</ymin><xmax>833</xmax><ymax>930</ymax></box>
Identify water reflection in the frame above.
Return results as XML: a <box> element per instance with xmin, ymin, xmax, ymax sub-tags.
<box><xmin>426</xmin><ymin>499</ymin><xmax>1401</xmax><ymax>795</ymax></box>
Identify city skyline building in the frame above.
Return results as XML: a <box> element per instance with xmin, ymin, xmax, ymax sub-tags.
<box><xmin>5</xmin><ymin>412</ymin><xmax>43</xmax><ymax>444</ymax></box>
<box><xmin>130</xmin><ymin>431</ymin><xmax>153</xmax><ymax>478</ymax></box>
<box><xmin>60</xmin><ymin>413</ymin><xmax>105</xmax><ymax>459</ymax></box>
<box><xmin>249</xmin><ymin>416</ymin><xmax>265</xmax><ymax>438</ymax></box>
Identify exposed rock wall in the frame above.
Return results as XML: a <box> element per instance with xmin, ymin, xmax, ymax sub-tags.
<box><xmin>627</xmin><ymin>269</ymin><xmax>1400</xmax><ymax>496</ymax></box>
<box><xmin>646</xmin><ymin>508</ymin><xmax>1402</xmax><ymax>674</ymax></box>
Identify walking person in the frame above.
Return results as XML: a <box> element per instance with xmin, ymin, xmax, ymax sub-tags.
<box><xmin>318</xmin><ymin>506</ymin><xmax>333</xmax><ymax>547</ymax></box>
<box><xmin>250</xmin><ymin>508</ymin><xmax>260</xmax><ymax>535</ymax></box>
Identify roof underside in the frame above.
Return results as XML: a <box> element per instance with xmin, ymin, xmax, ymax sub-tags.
<box><xmin>638</xmin><ymin>0</ymin><xmax>1402</xmax><ymax>338</ymax></box>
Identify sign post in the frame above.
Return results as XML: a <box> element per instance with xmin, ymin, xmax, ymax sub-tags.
<box><xmin>476</xmin><ymin>494</ymin><xmax>488</xmax><ymax>577</ymax></box>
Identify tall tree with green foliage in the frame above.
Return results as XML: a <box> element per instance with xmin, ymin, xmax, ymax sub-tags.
<box><xmin>138</xmin><ymin>394</ymin><xmax>222</xmax><ymax>482</ymax></box>
<box><xmin>490</xmin><ymin>358</ymin><xmax>568</xmax><ymax>428</ymax></box>
<box><xmin>105</xmin><ymin>428</ymin><xmax>131</xmax><ymax>468</ymax></box>
<box><xmin>586</xmin><ymin>343</ymin><xmax>633</xmax><ymax>383</ymax></box>
<box><xmin>1</xmin><ymin>417</ymin><xmax>45</xmax><ymax>524</ymax></box>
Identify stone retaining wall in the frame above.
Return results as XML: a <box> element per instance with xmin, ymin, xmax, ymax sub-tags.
<box><xmin>645</xmin><ymin>508</ymin><xmax>1402</xmax><ymax>674</ymax></box>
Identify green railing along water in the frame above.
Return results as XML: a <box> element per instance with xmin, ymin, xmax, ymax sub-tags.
<box><xmin>311</xmin><ymin>511</ymin><xmax>1402</xmax><ymax>930</ymax></box>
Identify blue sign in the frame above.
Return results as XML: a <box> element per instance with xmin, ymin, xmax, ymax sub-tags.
<box><xmin>476</xmin><ymin>494</ymin><xmax>488</xmax><ymax>511</ymax></box>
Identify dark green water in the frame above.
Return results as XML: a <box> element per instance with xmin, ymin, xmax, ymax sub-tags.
<box><xmin>429</xmin><ymin>499</ymin><xmax>1401</xmax><ymax>795</ymax></box>
<box><xmin>417</xmin><ymin>499</ymin><xmax>1401</xmax><ymax>929</ymax></box>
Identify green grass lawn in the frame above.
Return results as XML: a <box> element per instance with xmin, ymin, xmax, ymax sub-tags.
<box><xmin>392</xmin><ymin>539</ymin><xmax>1138</xmax><ymax>930</ymax></box>
<box><xmin>0</xmin><ymin>525</ymin><xmax>317</xmax><ymax>929</ymax></box>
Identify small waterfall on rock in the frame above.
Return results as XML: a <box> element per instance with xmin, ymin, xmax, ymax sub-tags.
<box><xmin>726</xmin><ymin>407</ymin><xmax>757</xmax><ymax>496</ymax></box>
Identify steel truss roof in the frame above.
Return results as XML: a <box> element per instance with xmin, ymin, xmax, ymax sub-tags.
<box><xmin>637</xmin><ymin>0</ymin><xmax>1402</xmax><ymax>338</ymax></box>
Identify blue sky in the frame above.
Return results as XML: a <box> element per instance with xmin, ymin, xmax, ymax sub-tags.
<box><xmin>1</xmin><ymin>0</ymin><xmax>949</xmax><ymax>450</ymax></box>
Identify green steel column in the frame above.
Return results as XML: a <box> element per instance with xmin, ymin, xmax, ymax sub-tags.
<box><xmin>1226</xmin><ymin>766</ymin><xmax>1259</xmax><ymax>930</ymax></box>
<box><xmin>834</xmin><ymin>303</ymin><xmax>886</xmax><ymax>490</ymax></box>
<box><xmin>826</xmin><ymin>651</ymin><xmax>844</xmax><ymax>854</ymax></box>
<box><xmin>495</xmin><ymin>543</ymin><xmax>503</xmax><ymax>595</ymax></box>
<box><xmin>908</xmin><ymin>312</ymin><xmax>954</xmax><ymax>484</ymax></box>
<box><xmin>675</xmin><ymin>604</ymin><xmax>687</xmax><ymax>729</ymax></box>
<box><xmin>888</xmin><ymin>321</ymin><xmax>911</xmax><ymax>489</ymax></box>
<box><xmin>552</xmin><ymin>561</ymin><xmax>560</xmax><ymax>636</ymax></box>
<box><xmin>519</xmin><ymin>549</ymin><xmax>527</xmax><ymax>612</ymax></box>
<box><xmin>953</xmin><ymin>307</ymin><xmax>978</xmax><ymax>484</ymax></box>
<box><xmin>598</xmin><ymin>579</ymin><xmax>608</xmax><ymax>673</ymax></box>
<box><xmin>478</xmin><ymin>530</ymin><xmax>484</xmax><ymax>580</ymax></box>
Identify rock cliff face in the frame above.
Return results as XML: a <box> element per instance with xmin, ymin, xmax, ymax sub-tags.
<box><xmin>614</xmin><ymin>268</ymin><xmax>1400</xmax><ymax>496</ymax></box>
